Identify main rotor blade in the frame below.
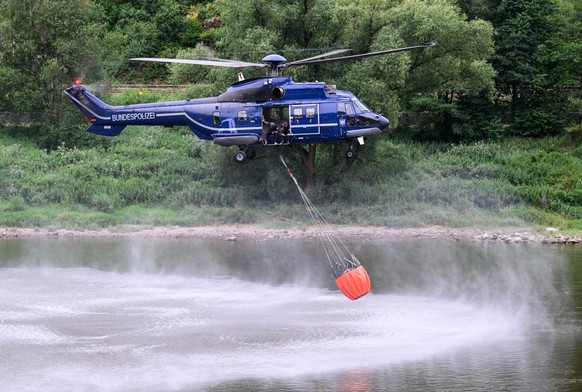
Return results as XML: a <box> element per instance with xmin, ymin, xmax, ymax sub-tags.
<box><xmin>289</xmin><ymin>49</ymin><xmax>351</xmax><ymax>65</ymax></box>
<box><xmin>289</xmin><ymin>43</ymin><xmax>436</xmax><ymax>67</ymax></box>
<box><xmin>129</xmin><ymin>57</ymin><xmax>265</xmax><ymax>68</ymax></box>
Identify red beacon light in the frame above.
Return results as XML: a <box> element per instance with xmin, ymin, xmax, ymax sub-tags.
<box><xmin>74</xmin><ymin>79</ymin><xmax>82</xmax><ymax>86</ymax></box>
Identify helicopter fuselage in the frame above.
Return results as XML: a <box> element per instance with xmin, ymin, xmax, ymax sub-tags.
<box><xmin>64</xmin><ymin>76</ymin><xmax>389</xmax><ymax>162</ymax></box>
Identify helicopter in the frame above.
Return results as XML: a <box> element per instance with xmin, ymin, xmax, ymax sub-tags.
<box><xmin>64</xmin><ymin>43</ymin><xmax>435</xmax><ymax>163</ymax></box>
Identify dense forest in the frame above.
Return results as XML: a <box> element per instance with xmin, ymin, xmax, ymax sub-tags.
<box><xmin>0</xmin><ymin>0</ymin><xmax>581</xmax><ymax>231</ymax></box>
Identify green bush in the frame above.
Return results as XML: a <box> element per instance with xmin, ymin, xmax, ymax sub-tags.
<box><xmin>1</xmin><ymin>124</ymin><xmax>580</xmax><ymax>231</ymax></box>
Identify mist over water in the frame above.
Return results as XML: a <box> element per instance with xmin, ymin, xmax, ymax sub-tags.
<box><xmin>356</xmin><ymin>240</ymin><xmax>569</xmax><ymax>331</ymax></box>
<box><xmin>0</xmin><ymin>238</ymin><xmax>579</xmax><ymax>391</ymax></box>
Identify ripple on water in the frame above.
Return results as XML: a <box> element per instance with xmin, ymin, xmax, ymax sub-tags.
<box><xmin>0</xmin><ymin>267</ymin><xmax>530</xmax><ymax>392</ymax></box>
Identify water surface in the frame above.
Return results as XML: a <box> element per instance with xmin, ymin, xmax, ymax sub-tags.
<box><xmin>0</xmin><ymin>238</ymin><xmax>580</xmax><ymax>391</ymax></box>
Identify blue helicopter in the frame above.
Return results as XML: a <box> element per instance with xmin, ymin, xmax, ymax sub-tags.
<box><xmin>65</xmin><ymin>43</ymin><xmax>434</xmax><ymax>163</ymax></box>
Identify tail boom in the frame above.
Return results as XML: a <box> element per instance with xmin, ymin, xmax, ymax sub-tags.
<box><xmin>64</xmin><ymin>84</ymin><xmax>196</xmax><ymax>137</ymax></box>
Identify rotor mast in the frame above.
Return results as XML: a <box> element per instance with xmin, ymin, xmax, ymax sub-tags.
<box><xmin>261</xmin><ymin>54</ymin><xmax>288</xmax><ymax>76</ymax></box>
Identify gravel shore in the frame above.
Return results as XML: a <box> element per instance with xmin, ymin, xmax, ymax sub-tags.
<box><xmin>1</xmin><ymin>225</ymin><xmax>580</xmax><ymax>244</ymax></box>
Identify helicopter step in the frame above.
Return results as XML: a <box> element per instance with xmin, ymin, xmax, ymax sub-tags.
<box><xmin>262</xmin><ymin>139</ymin><xmax>292</xmax><ymax>146</ymax></box>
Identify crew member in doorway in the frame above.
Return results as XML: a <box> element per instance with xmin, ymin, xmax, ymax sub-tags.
<box><xmin>262</xmin><ymin>117</ymin><xmax>277</xmax><ymax>145</ymax></box>
<box><xmin>278</xmin><ymin>121</ymin><xmax>290</xmax><ymax>145</ymax></box>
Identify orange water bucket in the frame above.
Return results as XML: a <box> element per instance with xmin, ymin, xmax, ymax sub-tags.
<box><xmin>335</xmin><ymin>265</ymin><xmax>371</xmax><ymax>300</ymax></box>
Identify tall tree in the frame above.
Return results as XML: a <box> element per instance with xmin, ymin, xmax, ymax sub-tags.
<box><xmin>0</xmin><ymin>0</ymin><xmax>104</xmax><ymax>114</ymax></box>
<box><xmin>460</xmin><ymin>0</ymin><xmax>580</xmax><ymax>135</ymax></box>
<box><xmin>489</xmin><ymin>0</ymin><xmax>564</xmax><ymax>135</ymax></box>
<box><xmin>0</xmin><ymin>0</ymin><xmax>108</xmax><ymax>147</ymax></box>
<box><xmin>215</xmin><ymin>0</ymin><xmax>495</xmax><ymax>183</ymax></box>
<box><xmin>541</xmin><ymin>0</ymin><xmax>582</xmax><ymax>129</ymax></box>
<box><xmin>339</xmin><ymin>0</ymin><xmax>495</xmax><ymax>140</ymax></box>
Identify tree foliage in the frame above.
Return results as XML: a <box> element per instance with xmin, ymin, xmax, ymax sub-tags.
<box><xmin>489</xmin><ymin>0</ymin><xmax>577</xmax><ymax>136</ymax></box>
<box><xmin>0</xmin><ymin>0</ymin><xmax>580</xmax><ymax>222</ymax></box>
<box><xmin>1</xmin><ymin>0</ymin><xmax>580</xmax><ymax>146</ymax></box>
<box><xmin>0</xmin><ymin>0</ymin><xmax>104</xmax><ymax>112</ymax></box>
<box><xmin>333</xmin><ymin>0</ymin><xmax>496</xmax><ymax>141</ymax></box>
<box><xmin>0</xmin><ymin>0</ymin><xmax>109</xmax><ymax>147</ymax></box>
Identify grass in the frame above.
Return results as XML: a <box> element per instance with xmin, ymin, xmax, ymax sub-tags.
<box><xmin>1</xmin><ymin>125</ymin><xmax>581</xmax><ymax>235</ymax></box>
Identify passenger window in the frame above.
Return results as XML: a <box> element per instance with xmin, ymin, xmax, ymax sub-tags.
<box><xmin>305</xmin><ymin>107</ymin><xmax>316</xmax><ymax>118</ymax></box>
<box><xmin>213</xmin><ymin>111</ymin><xmax>220</xmax><ymax>125</ymax></box>
<box><xmin>270</xmin><ymin>107</ymin><xmax>281</xmax><ymax>120</ymax></box>
<box><xmin>293</xmin><ymin>108</ymin><xmax>303</xmax><ymax>119</ymax></box>
<box><xmin>237</xmin><ymin>110</ymin><xmax>248</xmax><ymax>121</ymax></box>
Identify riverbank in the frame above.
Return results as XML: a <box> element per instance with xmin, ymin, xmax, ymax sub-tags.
<box><xmin>1</xmin><ymin>225</ymin><xmax>581</xmax><ymax>244</ymax></box>
<box><xmin>2</xmin><ymin>133</ymin><xmax>581</xmax><ymax>235</ymax></box>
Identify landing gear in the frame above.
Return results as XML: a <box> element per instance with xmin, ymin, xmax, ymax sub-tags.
<box><xmin>233</xmin><ymin>146</ymin><xmax>256</xmax><ymax>163</ymax></box>
<box><xmin>345</xmin><ymin>145</ymin><xmax>357</xmax><ymax>161</ymax></box>
<box><xmin>234</xmin><ymin>150</ymin><xmax>247</xmax><ymax>163</ymax></box>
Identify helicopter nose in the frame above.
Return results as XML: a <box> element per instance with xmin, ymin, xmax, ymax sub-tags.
<box><xmin>378</xmin><ymin>115</ymin><xmax>390</xmax><ymax>130</ymax></box>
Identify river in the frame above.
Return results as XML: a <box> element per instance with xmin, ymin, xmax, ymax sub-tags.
<box><xmin>0</xmin><ymin>237</ymin><xmax>581</xmax><ymax>391</ymax></box>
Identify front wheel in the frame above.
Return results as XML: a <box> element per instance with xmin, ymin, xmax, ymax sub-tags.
<box><xmin>345</xmin><ymin>148</ymin><xmax>357</xmax><ymax>160</ymax></box>
<box><xmin>234</xmin><ymin>150</ymin><xmax>247</xmax><ymax>163</ymax></box>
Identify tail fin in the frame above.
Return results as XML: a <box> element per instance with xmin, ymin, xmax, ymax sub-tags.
<box><xmin>64</xmin><ymin>84</ymin><xmax>111</xmax><ymax>119</ymax></box>
<box><xmin>64</xmin><ymin>85</ymin><xmax>126</xmax><ymax>136</ymax></box>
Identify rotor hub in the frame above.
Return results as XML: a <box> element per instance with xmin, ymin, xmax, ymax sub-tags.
<box><xmin>261</xmin><ymin>54</ymin><xmax>288</xmax><ymax>76</ymax></box>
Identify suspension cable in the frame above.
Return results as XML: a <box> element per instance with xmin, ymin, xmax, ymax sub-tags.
<box><xmin>278</xmin><ymin>154</ymin><xmax>360</xmax><ymax>275</ymax></box>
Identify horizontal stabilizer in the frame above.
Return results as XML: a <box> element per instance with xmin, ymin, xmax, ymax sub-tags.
<box><xmin>85</xmin><ymin>124</ymin><xmax>126</xmax><ymax>136</ymax></box>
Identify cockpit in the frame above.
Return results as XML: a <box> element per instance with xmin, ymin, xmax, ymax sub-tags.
<box><xmin>337</xmin><ymin>98</ymin><xmax>388</xmax><ymax>130</ymax></box>
<box><xmin>352</xmin><ymin>98</ymin><xmax>371</xmax><ymax>113</ymax></box>
<box><xmin>337</xmin><ymin>99</ymin><xmax>371</xmax><ymax>116</ymax></box>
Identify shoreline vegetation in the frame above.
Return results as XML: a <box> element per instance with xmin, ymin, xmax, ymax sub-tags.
<box><xmin>2</xmin><ymin>1</ymin><xmax>581</xmax><ymax>246</ymax></box>
<box><xmin>1</xmin><ymin>128</ymin><xmax>581</xmax><ymax>243</ymax></box>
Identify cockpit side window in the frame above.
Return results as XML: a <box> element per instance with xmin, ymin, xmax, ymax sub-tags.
<box><xmin>352</xmin><ymin>99</ymin><xmax>370</xmax><ymax>114</ymax></box>
<box><xmin>338</xmin><ymin>102</ymin><xmax>355</xmax><ymax>116</ymax></box>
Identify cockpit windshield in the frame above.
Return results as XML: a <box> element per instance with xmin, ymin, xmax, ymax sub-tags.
<box><xmin>352</xmin><ymin>99</ymin><xmax>371</xmax><ymax>114</ymax></box>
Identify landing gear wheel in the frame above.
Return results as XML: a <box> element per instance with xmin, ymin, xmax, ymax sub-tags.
<box><xmin>345</xmin><ymin>147</ymin><xmax>357</xmax><ymax>161</ymax></box>
<box><xmin>234</xmin><ymin>150</ymin><xmax>247</xmax><ymax>163</ymax></box>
